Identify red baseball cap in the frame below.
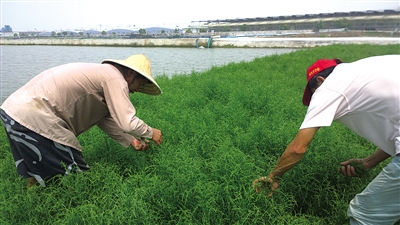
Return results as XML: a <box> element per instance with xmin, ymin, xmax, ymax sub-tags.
<box><xmin>302</xmin><ymin>58</ymin><xmax>341</xmax><ymax>106</ymax></box>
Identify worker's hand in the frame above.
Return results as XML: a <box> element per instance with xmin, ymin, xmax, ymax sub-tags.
<box><xmin>252</xmin><ymin>175</ymin><xmax>280</xmax><ymax>197</ymax></box>
<box><xmin>151</xmin><ymin>128</ymin><xmax>162</xmax><ymax>146</ymax></box>
<box><xmin>131</xmin><ymin>138</ymin><xmax>150</xmax><ymax>151</ymax></box>
<box><xmin>339</xmin><ymin>158</ymin><xmax>367</xmax><ymax>177</ymax></box>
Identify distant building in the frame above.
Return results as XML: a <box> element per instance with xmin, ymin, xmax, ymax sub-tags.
<box><xmin>0</xmin><ymin>25</ymin><xmax>19</xmax><ymax>38</ymax></box>
<box><xmin>1</xmin><ymin>25</ymin><xmax>12</xmax><ymax>32</ymax></box>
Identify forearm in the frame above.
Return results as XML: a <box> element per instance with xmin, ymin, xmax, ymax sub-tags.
<box><xmin>268</xmin><ymin>127</ymin><xmax>318</xmax><ymax>180</ymax></box>
<box><xmin>269</xmin><ymin>143</ymin><xmax>306</xmax><ymax>179</ymax></box>
<box><xmin>97</xmin><ymin>117</ymin><xmax>135</xmax><ymax>147</ymax></box>
<box><xmin>363</xmin><ymin>148</ymin><xmax>391</xmax><ymax>169</ymax></box>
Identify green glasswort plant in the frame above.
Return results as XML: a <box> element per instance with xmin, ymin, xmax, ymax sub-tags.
<box><xmin>348</xmin><ymin>160</ymin><xmax>368</xmax><ymax>178</ymax></box>
<box><xmin>0</xmin><ymin>44</ymin><xmax>399</xmax><ymax>225</ymax></box>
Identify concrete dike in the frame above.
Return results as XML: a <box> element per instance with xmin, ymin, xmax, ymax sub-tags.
<box><xmin>211</xmin><ymin>37</ymin><xmax>400</xmax><ymax>48</ymax></box>
<box><xmin>1</xmin><ymin>37</ymin><xmax>399</xmax><ymax>48</ymax></box>
<box><xmin>0</xmin><ymin>38</ymin><xmax>212</xmax><ymax>48</ymax></box>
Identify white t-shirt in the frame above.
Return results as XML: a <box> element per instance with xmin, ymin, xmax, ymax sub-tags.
<box><xmin>300</xmin><ymin>55</ymin><xmax>400</xmax><ymax>156</ymax></box>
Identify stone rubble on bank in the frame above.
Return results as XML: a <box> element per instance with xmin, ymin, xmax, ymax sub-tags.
<box><xmin>1</xmin><ymin>36</ymin><xmax>399</xmax><ymax>48</ymax></box>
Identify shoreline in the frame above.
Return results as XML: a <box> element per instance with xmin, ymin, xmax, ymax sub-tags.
<box><xmin>1</xmin><ymin>37</ymin><xmax>399</xmax><ymax>48</ymax></box>
<box><xmin>212</xmin><ymin>37</ymin><xmax>400</xmax><ymax>48</ymax></box>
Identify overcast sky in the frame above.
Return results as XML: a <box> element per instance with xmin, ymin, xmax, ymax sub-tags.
<box><xmin>1</xmin><ymin>0</ymin><xmax>399</xmax><ymax>32</ymax></box>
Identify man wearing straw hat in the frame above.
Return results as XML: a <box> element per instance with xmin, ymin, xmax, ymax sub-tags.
<box><xmin>0</xmin><ymin>54</ymin><xmax>163</xmax><ymax>188</ymax></box>
<box><xmin>253</xmin><ymin>55</ymin><xmax>400</xmax><ymax>224</ymax></box>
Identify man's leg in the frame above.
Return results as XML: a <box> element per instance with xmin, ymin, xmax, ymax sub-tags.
<box><xmin>348</xmin><ymin>155</ymin><xmax>400</xmax><ymax>225</ymax></box>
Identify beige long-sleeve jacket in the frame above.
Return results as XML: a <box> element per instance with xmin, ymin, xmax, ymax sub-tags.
<box><xmin>0</xmin><ymin>62</ymin><xmax>153</xmax><ymax>151</ymax></box>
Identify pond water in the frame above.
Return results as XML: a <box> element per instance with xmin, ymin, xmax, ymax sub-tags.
<box><xmin>0</xmin><ymin>45</ymin><xmax>295</xmax><ymax>102</ymax></box>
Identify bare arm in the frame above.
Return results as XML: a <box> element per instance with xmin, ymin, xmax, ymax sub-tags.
<box><xmin>269</xmin><ymin>127</ymin><xmax>319</xmax><ymax>178</ymax></box>
<box><xmin>363</xmin><ymin>148</ymin><xmax>391</xmax><ymax>168</ymax></box>
<box><xmin>253</xmin><ymin>127</ymin><xmax>319</xmax><ymax>195</ymax></box>
<box><xmin>339</xmin><ymin>148</ymin><xmax>391</xmax><ymax>177</ymax></box>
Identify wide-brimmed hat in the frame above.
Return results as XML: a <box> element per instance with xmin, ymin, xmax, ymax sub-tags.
<box><xmin>302</xmin><ymin>58</ymin><xmax>341</xmax><ymax>106</ymax></box>
<box><xmin>102</xmin><ymin>54</ymin><xmax>162</xmax><ymax>95</ymax></box>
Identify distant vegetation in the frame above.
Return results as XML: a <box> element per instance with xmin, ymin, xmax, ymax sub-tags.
<box><xmin>1</xmin><ymin>44</ymin><xmax>399</xmax><ymax>224</ymax></box>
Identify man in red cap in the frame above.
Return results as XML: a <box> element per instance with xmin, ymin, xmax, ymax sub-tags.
<box><xmin>253</xmin><ymin>55</ymin><xmax>400</xmax><ymax>224</ymax></box>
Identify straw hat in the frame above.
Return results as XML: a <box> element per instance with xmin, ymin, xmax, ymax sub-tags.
<box><xmin>102</xmin><ymin>54</ymin><xmax>162</xmax><ymax>95</ymax></box>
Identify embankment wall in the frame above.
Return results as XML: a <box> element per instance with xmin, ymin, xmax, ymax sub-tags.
<box><xmin>0</xmin><ymin>38</ymin><xmax>211</xmax><ymax>48</ymax></box>
<box><xmin>211</xmin><ymin>37</ymin><xmax>399</xmax><ymax>48</ymax></box>
<box><xmin>1</xmin><ymin>37</ymin><xmax>399</xmax><ymax>48</ymax></box>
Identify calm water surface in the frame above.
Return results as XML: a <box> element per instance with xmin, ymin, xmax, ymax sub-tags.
<box><xmin>0</xmin><ymin>45</ymin><xmax>295</xmax><ymax>102</ymax></box>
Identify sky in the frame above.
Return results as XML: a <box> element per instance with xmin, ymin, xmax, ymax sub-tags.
<box><xmin>1</xmin><ymin>0</ymin><xmax>399</xmax><ymax>32</ymax></box>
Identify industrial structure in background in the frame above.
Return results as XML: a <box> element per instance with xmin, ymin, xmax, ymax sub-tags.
<box><xmin>1</xmin><ymin>9</ymin><xmax>399</xmax><ymax>38</ymax></box>
<box><xmin>1</xmin><ymin>25</ymin><xmax>12</xmax><ymax>32</ymax></box>
<box><xmin>197</xmin><ymin>9</ymin><xmax>399</xmax><ymax>33</ymax></box>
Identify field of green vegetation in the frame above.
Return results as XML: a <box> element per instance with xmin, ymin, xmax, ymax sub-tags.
<box><xmin>1</xmin><ymin>44</ymin><xmax>399</xmax><ymax>225</ymax></box>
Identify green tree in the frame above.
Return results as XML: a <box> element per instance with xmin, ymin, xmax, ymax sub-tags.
<box><xmin>240</xmin><ymin>24</ymin><xmax>248</xmax><ymax>31</ymax></box>
<box><xmin>337</xmin><ymin>18</ymin><xmax>350</xmax><ymax>29</ymax></box>
<box><xmin>51</xmin><ymin>31</ymin><xmax>56</xmax><ymax>37</ymax></box>
<box><xmin>199</xmin><ymin>28</ymin><xmax>207</xmax><ymax>33</ymax></box>
<box><xmin>280</xmin><ymin>24</ymin><xmax>289</xmax><ymax>30</ymax></box>
<box><xmin>139</xmin><ymin>28</ymin><xmax>146</xmax><ymax>34</ymax></box>
<box><xmin>174</xmin><ymin>28</ymin><xmax>179</xmax><ymax>33</ymax></box>
<box><xmin>222</xmin><ymin>26</ymin><xmax>231</xmax><ymax>32</ymax></box>
<box><xmin>101</xmin><ymin>30</ymin><xmax>106</xmax><ymax>36</ymax></box>
<box><xmin>79</xmin><ymin>32</ymin><xmax>83</xmax><ymax>36</ymax></box>
<box><xmin>62</xmin><ymin>31</ymin><xmax>68</xmax><ymax>36</ymax></box>
<box><xmin>315</xmin><ymin>20</ymin><xmax>323</xmax><ymax>31</ymax></box>
<box><xmin>161</xmin><ymin>30</ymin><xmax>166</xmax><ymax>34</ymax></box>
<box><xmin>185</xmin><ymin>28</ymin><xmax>192</xmax><ymax>34</ymax></box>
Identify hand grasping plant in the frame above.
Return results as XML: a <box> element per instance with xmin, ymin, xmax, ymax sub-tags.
<box><xmin>131</xmin><ymin>138</ymin><xmax>150</xmax><ymax>151</ymax></box>
<box><xmin>252</xmin><ymin>176</ymin><xmax>280</xmax><ymax>197</ymax></box>
<box><xmin>339</xmin><ymin>158</ymin><xmax>368</xmax><ymax>178</ymax></box>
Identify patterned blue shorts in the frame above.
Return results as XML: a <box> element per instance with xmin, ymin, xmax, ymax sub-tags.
<box><xmin>0</xmin><ymin>110</ymin><xmax>89</xmax><ymax>187</ymax></box>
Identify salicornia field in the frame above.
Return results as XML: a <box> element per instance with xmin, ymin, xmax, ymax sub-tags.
<box><xmin>1</xmin><ymin>44</ymin><xmax>399</xmax><ymax>225</ymax></box>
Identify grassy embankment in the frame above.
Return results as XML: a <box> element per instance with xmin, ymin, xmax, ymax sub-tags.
<box><xmin>1</xmin><ymin>44</ymin><xmax>399</xmax><ymax>225</ymax></box>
